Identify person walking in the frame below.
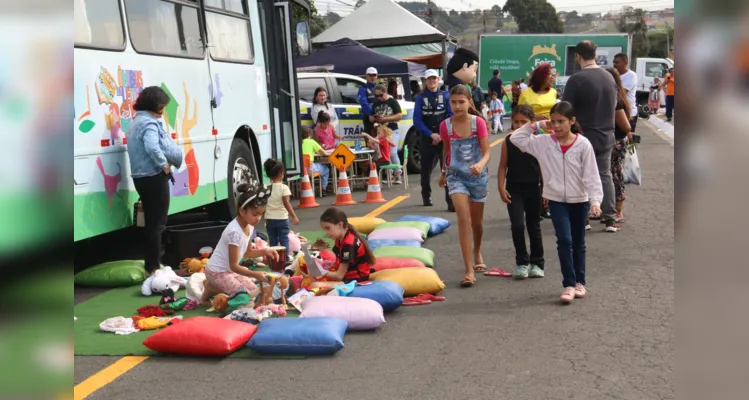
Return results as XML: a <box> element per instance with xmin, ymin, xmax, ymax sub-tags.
<box><xmin>371</xmin><ymin>84</ymin><xmax>403</xmax><ymax>184</ymax></box>
<box><xmin>604</xmin><ymin>67</ymin><xmax>633</xmax><ymax>225</ymax></box>
<box><xmin>648</xmin><ymin>77</ymin><xmax>662</xmax><ymax>114</ymax></box>
<box><xmin>357</xmin><ymin>67</ymin><xmax>378</xmax><ymax>133</ymax></box>
<box><xmin>664</xmin><ymin>68</ymin><xmax>675</xmax><ymax>122</ymax></box>
<box><xmin>613</xmin><ymin>53</ymin><xmax>639</xmax><ymax>131</ymax></box>
<box><xmin>561</xmin><ymin>40</ymin><xmax>619</xmax><ymax>232</ymax></box>
<box><xmin>413</xmin><ymin>69</ymin><xmax>454</xmax><ymax>210</ymax></box>
<box><xmin>126</xmin><ymin>86</ymin><xmax>184</xmax><ymax>275</ymax></box>
<box><xmin>518</xmin><ymin>63</ymin><xmax>558</xmax><ymax>120</ymax></box>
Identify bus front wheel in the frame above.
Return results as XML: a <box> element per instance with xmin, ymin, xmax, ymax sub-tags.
<box><xmin>227</xmin><ymin>138</ymin><xmax>258</xmax><ymax>217</ymax></box>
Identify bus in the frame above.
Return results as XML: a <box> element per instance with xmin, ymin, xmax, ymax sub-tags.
<box><xmin>74</xmin><ymin>0</ymin><xmax>310</xmax><ymax>242</ymax></box>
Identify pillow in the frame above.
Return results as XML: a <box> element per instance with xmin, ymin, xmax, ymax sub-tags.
<box><xmin>368</xmin><ymin>239</ymin><xmax>422</xmax><ymax>251</ymax></box>
<box><xmin>374</xmin><ymin>221</ymin><xmax>430</xmax><ymax>239</ymax></box>
<box><xmin>74</xmin><ymin>260</ymin><xmax>149</xmax><ymax>287</ymax></box>
<box><xmin>349</xmin><ymin>281</ymin><xmax>404</xmax><ymax>312</ymax></box>
<box><xmin>397</xmin><ymin>215</ymin><xmax>450</xmax><ymax>236</ymax></box>
<box><xmin>300</xmin><ymin>296</ymin><xmax>385</xmax><ymax>330</ymax></box>
<box><xmin>372</xmin><ymin>257</ymin><xmax>427</xmax><ymax>272</ymax></box>
<box><xmin>288</xmin><ymin>232</ymin><xmax>302</xmax><ymax>253</ymax></box>
<box><xmin>143</xmin><ymin>316</ymin><xmax>257</xmax><ymax>356</ymax></box>
<box><xmin>348</xmin><ymin>217</ymin><xmax>386</xmax><ymax>234</ymax></box>
<box><xmin>247</xmin><ymin>317</ymin><xmax>348</xmax><ymax>355</ymax></box>
<box><xmin>373</xmin><ymin>246</ymin><xmax>435</xmax><ymax>267</ymax></box>
<box><xmin>367</xmin><ymin>227</ymin><xmax>424</xmax><ymax>242</ymax></box>
<box><xmin>371</xmin><ymin>267</ymin><xmax>445</xmax><ymax>297</ymax></box>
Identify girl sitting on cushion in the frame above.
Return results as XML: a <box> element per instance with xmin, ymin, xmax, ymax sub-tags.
<box><xmin>201</xmin><ymin>181</ymin><xmax>279</xmax><ymax>304</ymax></box>
<box><xmin>309</xmin><ymin>207</ymin><xmax>376</xmax><ymax>288</ymax></box>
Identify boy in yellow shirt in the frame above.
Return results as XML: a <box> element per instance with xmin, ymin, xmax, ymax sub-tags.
<box><xmin>301</xmin><ymin>127</ymin><xmax>332</xmax><ymax>193</ymax></box>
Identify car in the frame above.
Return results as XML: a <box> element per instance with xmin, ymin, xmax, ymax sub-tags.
<box><xmin>297</xmin><ymin>71</ymin><xmax>422</xmax><ymax>173</ymax></box>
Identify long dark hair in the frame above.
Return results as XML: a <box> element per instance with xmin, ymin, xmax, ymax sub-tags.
<box><xmin>263</xmin><ymin>158</ymin><xmax>284</xmax><ymax>181</ymax></box>
<box><xmin>449</xmin><ymin>84</ymin><xmax>484</xmax><ymax>120</ymax></box>
<box><xmin>317</xmin><ymin>111</ymin><xmax>331</xmax><ymax>124</ymax></box>
<box><xmin>319</xmin><ymin>207</ymin><xmax>375</xmax><ymax>265</ymax></box>
<box><xmin>511</xmin><ymin>104</ymin><xmax>535</xmax><ymax>122</ymax></box>
<box><xmin>604</xmin><ymin>67</ymin><xmax>631</xmax><ymax>118</ymax></box>
<box><xmin>313</xmin><ymin>87</ymin><xmax>327</xmax><ymax>106</ymax></box>
<box><xmin>550</xmin><ymin>101</ymin><xmax>582</xmax><ymax>134</ymax></box>
<box><xmin>236</xmin><ymin>174</ymin><xmax>271</xmax><ymax>213</ymax></box>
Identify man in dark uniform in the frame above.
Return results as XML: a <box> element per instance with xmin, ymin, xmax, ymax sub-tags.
<box><xmin>357</xmin><ymin>66</ymin><xmax>379</xmax><ymax>134</ymax></box>
<box><xmin>413</xmin><ymin>69</ymin><xmax>454</xmax><ymax>210</ymax></box>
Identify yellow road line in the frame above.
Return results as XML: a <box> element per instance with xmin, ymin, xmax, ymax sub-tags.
<box><xmin>364</xmin><ymin>195</ymin><xmax>409</xmax><ymax>218</ymax></box>
<box><xmin>490</xmin><ymin>137</ymin><xmax>505</xmax><ymax>148</ymax></box>
<box><xmin>74</xmin><ymin>356</ymin><xmax>149</xmax><ymax>400</ymax></box>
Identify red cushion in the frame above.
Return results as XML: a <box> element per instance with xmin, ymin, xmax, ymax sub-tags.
<box><xmin>143</xmin><ymin>316</ymin><xmax>257</xmax><ymax>356</ymax></box>
<box><xmin>372</xmin><ymin>257</ymin><xmax>426</xmax><ymax>272</ymax></box>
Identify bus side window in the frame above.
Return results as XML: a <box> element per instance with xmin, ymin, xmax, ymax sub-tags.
<box><xmin>124</xmin><ymin>0</ymin><xmax>205</xmax><ymax>58</ymax></box>
<box><xmin>74</xmin><ymin>0</ymin><xmax>126</xmax><ymax>50</ymax></box>
<box><xmin>205</xmin><ymin>7</ymin><xmax>254</xmax><ymax>63</ymax></box>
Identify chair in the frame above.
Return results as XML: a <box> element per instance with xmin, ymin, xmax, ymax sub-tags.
<box><xmin>303</xmin><ymin>154</ymin><xmax>324</xmax><ymax>197</ymax></box>
<box><xmin>378</xmin><ymin>145</ymin><xmax>409</xmax><ymax>189</ymax></box>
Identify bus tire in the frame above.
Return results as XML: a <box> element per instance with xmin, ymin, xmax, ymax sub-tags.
<box><xmin>227</xmin><ymin>138</ymin><xmax>258</xmax><ymax>217</ymax></box>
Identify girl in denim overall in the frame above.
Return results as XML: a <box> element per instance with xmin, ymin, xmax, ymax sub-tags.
<box><xmin>439</xmin><ymin>85</ymin><xmax>491</xmax><ymax>287</ymax></box>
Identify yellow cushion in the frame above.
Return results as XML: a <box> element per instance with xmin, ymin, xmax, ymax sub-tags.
<box><xmin>348</xmin><ymin>217</ymin><xmax>386</xmax><ymax>234</ymax></box>
<box><xmin>371</xmin><ymin>267</ymin><xmax>445</xmax><ymax>297</ymax></box>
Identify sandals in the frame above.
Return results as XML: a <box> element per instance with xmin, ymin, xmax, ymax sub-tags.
<box><xmin>460</xmin><ymin>276</ymin><xmax>476</xmax><ymax>288</ymax></box>
<box><xmin>484</xmin><ymin>267</ymin><xmax>513</xmax><ymax>277</ymax></box>
<box><xmin>417</xmin><ymin>293</ymin><xmax>445</xmax><ymax>302</ymax></box>
<box><xmin>473</xmin><ymin>264</ymin><xmax>488</xmax><ymax>273</ymax></box>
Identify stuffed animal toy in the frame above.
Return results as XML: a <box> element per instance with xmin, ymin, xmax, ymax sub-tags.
<box><xmin>141</xmin><ymin>266</ymin><xmax>186</xmax><ymax>296</ymax></box>
<box><xmin>207</xmin><ymin>291</ymin><xmax>254</xmax><ymax>316</ymax></box>
<box><xmin>289</xmin><ymin>252</ymin><xmax>336</xmax><ymax>290</ymax></box>
<box><xmin>257</xmin><ymin>272</ymin><xmax>289</xmax><ymax>307</ymax></box>
<box><xmin>177</xmin><ymin>258</ymin><xmax>206</xmax><ymax>277</ymax></box>
<box><xmin>446</xmin><ymin>48</ymin><xmax>480</xmax><ymax>89</ymax></box>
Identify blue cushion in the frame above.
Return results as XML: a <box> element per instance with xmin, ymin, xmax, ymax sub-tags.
<box><xmin>397</xmin><ymin>215</ymin><xmax>450</xmax><ymax>236</ymax></box>
<box><xmin>246</xmin><ymin>317</ymin><xmax>348</xmax><ymax>355</ymax></box>
<box><xmin>350</xmin><ymin>281</ymin><xmax>404</xmax><ymax>312</ymax></box>
<box><xmin>367</xmin><ymin>239</ymin><xmax>422</xmax><ymax>251</ymax></box>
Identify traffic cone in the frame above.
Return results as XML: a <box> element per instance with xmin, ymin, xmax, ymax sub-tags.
<box><xmin>363</xmin><ymin>162</ymin><xmax>387</xmax><ymax>203</ymax></box>
<box><xmin>333</xmin><ymin>167</ymin><xmax>357</xmax><ymax>206</ymax></box>
<box><xmin>297</xmin><ymin>166</ymin><xmax>320</xmax><ymax>209</ymax></box>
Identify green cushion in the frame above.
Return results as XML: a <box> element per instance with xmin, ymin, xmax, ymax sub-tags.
<box><xmin>380</xmin><ymin>164</ymin><xmax>401</xmax><ymax>169</ymax></box>
<box><xmin>374</xmin><ymin>221</ymin><xmax>430</xmax><ymax>239</ymax></box>
<box><xmin>373</xmin><ymin>246</ymin><xmax>435</xmax><ymax>267</ymax></box>
<box><xmin>74</xmin><ymin>260</ymin><xmax>149</xmax><ymax>288</ymax></box>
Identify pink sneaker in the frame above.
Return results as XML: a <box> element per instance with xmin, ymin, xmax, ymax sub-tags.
<box><xmin>560</xmin><ymin>287</ymin><xmax>575</xmax><ymax>304</ymax></box>
<box><xmin>575</xmin><ymin>283</ymin><xmax>587</xmax><ymax>298</ymax></box>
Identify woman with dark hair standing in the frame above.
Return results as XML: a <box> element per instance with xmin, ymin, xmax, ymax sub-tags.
<box><xmin>127</xmin><ymin>86</ymin><xmax>183</xmax><ymax>275</ymax></box>
<box><xmin>518</xmin><ymin>63</ymin><xmax>558</xmax><ymax>121</ymax></box>
<box><xmin>604</xmin><ymin>67</ymin><xmax>632</xmax><ymax>226</ymax></box>
<box><xmin>311</xmin><ymin>87</ymin><xmax>338</xmax><ymax>129</ymax></box>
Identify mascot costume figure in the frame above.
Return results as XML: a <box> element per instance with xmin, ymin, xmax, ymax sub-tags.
<box><xmin>445</xmin><ymin>48</ymin><xmax>480</xmax><ymax>90</ymax></box>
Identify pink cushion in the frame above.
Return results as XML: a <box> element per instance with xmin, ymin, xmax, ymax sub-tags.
<box><xmin>300</xmin><ymin>296</ymin><xmax>385</xmax><ymax>330</ymax></box>
<box><xmin>367</xmin><ymin>227</ymin><xmax>424</xmax><ymax>243</ymax></box>
<box><xmin>372</xmin><ymin>257</ymin><xmax>427</xmax><ymax>272</ymax></box>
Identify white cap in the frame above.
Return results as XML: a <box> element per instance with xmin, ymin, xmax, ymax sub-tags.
<box><xmin>425</xmin><ymin>69</ymin><xmax>439</xmax><ymax>79</ymax></box>
<box><xmin>366</xmin><ymin>67</ymin><xmax>378</xmax><ymax>75</ymax></box>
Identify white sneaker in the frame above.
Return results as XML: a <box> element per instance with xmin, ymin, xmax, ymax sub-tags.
<box><xmin>585</xmin><ymin>224</ymin><xmax>592</xmax><ymax>231</ymax></box>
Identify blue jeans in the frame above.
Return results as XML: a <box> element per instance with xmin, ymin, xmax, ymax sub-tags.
<box><xmin>390</xmin><ymin>129</ymin><xmax>401</xmax><ymax>175</ymax></box>
<box><xmin>310</xmin><ymin>162</ymin><xmax>330</xmax><ymax>189</ymax></box>
<box><xmin>265</xmin><ymin>219</ymin><xmax>290</xmax><ymax>260</ymax></box>
<box><xmin>548</xmin><ymin>201</ymin><xmax>589</xmax><ymax>288</ymax></box>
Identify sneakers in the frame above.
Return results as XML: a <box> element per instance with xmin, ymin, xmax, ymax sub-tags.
<box><xmin>514</xmin><ymin>265</ymin><xmax>529</xmax><ymax>279</ymax></box>
<box><xmin>528</xmin><ymin>265</ymin><xmax>544</xmax><ymax>278</ymax></box>
<box><xmin>393</xmin><ymin>176</ymin><xmax>403</xmax><ymax>185</ymax></box>
<box><xmin>560</xmin><ymin>287</ymin><xmax>576</xmax><ymax>304</ymax></box>
<box><xmin>605</xmin><ymin>220</ymin><xmax>620</xmax><ymax>232</ymax></box>
<box><xmin>585</xmin><ymin>224</ymin><xmax>592</xmax><ymax>231</ymax></box>
<box><xmin>574</xmin><ymin>283</ymin><xmax>587</xmax><ymax>298</ymax></box>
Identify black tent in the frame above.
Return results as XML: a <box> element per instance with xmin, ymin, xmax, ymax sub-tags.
<box><xmin>296</xmin><ymin>38</ymin><xmax>426</xmax><ymax>100</ymax></box>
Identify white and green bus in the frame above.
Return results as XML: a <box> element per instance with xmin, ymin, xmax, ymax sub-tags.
<box><xmin>74</xmin><ymin>0</ymin><xmax>310</xmax><ymax>241</ymax></box>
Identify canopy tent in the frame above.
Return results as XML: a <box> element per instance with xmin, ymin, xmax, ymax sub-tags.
<box><xmin>373</xmin><ymin>42</ymin><xmax>457</xmax><ymax>69</ymax></box>
<box><xmin>312</xmin><ymin>0</ymin><xmax>446</xmax><ymax>47</ymax></box>
<box><xmin>295</xmin><ymin>38</ymin><xmax>427</xmax><ymax>77</ymax></box>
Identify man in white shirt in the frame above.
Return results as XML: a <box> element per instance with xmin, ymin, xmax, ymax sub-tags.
<box><xmin>613</xmin><ymin>53</ymin><xmax>639</xmax><ymax>131</ymax></box>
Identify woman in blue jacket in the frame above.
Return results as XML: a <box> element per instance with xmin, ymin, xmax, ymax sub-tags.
<box><xmin>127</xmin><ymin>86</ymin><xmax>183</xmax><ymax>274</ymax></box>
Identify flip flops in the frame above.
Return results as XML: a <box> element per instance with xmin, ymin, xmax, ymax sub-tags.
<box><xmin>484</xmin><ymin>267</ymin><xmax>513</xmax><ymax>277</ymax></box>
<box><xmin>417</xmin><ymin>293</ymin><xmax>445</xmax><ymax>302</ymax></box>
<box><xmin>402</xmin><ymin>293</ymin><xmax>446</xmax><ymax>306</ymax></box>
<box><xmin>473</xmin><ymin>264</ymin><xmax>488</xmax><ymax>273</ymax></box>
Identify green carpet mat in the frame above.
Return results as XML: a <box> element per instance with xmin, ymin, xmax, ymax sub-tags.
<box><xmin>74</xmin><ymin>286</ymin><xmax>303</xmax><ymax>358</ymax></box>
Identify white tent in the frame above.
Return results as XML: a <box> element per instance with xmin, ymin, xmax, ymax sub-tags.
<box><xmin>313</xmin><ymin>0</ymin><xmax>446</xmax><ymax>47</ymax></box>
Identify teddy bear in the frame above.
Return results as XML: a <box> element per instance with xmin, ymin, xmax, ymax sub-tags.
<box><xmin>141</xmin><ymin>266</ymin><xmax>187</xmax><ymax>296</ymax></box>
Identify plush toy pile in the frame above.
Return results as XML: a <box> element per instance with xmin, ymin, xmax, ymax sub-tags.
<box><xmin>77</xmin><ymin>216</ymin><xmax>450</xmax><ymax>357</ymax></box>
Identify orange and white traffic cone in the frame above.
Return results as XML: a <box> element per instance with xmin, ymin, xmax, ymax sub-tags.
<box><xmin>333</xmin><ymin>167</ymin><xmax>357</xmax><ymax>206</ymax></box>
<box><xmin>363</xmin><ymin>162</ymin><xmax>387</xmax><ymax>203</ymax></box>
<box><xmin>297</xmin><ymin>166</ymin><xmax>320</xmax><ymax>209</ymax></box>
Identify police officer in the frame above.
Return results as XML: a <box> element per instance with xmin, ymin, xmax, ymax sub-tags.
<box><xmin>357</xmin><ymin>67</ymin><xmax>378</xmax><ymax>134</ymax></box>
<box><xmin>414</xmin><ymin>69</ymin><xmax>454</xmax><ymax>210</ymax></box>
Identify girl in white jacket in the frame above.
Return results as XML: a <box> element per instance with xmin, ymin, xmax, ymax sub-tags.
<box><xmin>510</xmin><ymin>101</ymin><xmax>603</xmax><ymax>304</ymax></box>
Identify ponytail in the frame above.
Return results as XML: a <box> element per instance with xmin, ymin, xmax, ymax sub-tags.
<box><xmin>348</xmin><ymin>225</ymin><xmax>376</xmax><ymax>265</ymax></box>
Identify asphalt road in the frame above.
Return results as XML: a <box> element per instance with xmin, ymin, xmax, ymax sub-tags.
<box><xmin>75</xmin><ymin>120</ymin><xmax>674</xmax><ymax>400</ymax></box>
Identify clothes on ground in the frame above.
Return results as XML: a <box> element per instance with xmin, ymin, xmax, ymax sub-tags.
<box><xmin>311</xmin><ymin>103</ymin><xmax>339</xmax><ymax>127</ymax></box>
<box><xmin>518</xmin><ymin>87</ymin><xmax>558</xmax><ymax>119</ymax></box>
<box><xmin>619</xmin><ymin>69</ymin><xmax>638</xmax><ymax>118</ymax></box>
<box><xmin>440</xmin><ymin>115</ymin><xmax>489</xmax><ymax>203</ymax></box>
<box><xmin>206</xmin><ymin>219</ymin><xmax>252</xmax><ymax>273</ymax></box>
<box><xmin>561</xmin><ymin>68</ymin><xmax>617</xmax><ymax>152</ymax></box>
<box><xmin>548</xmin><ymin>200</ymin><xmax>589</xmax><ymax>288</ymax></box>
<box><xmin>373</xmin><ymin>96</ymin><xmax>402</xmax><ymax>131</ymax></box>
<box><xmin>99</xmin><ymin>316</ymin><xmax>139</xmax><ymax>335</ymax></box>
<box><xmin>314</xmin><ymin>124</ymin><xmax>337</xmax><ymax>150</ymax></box>
<box><xmin>132</xmin><ymin>315</ymin><xmax>182</xmax><ymax>330</ymax></box>
<box><xmin>127</xmin><ymin>112</ymin><xmax>184</xmax><ymax>178</ymax></box>
<box><xmin>333</xmin><ymin>231</ymin><xmax>371</xmax><ymax>282</ymax></box>
<box><xmin>510</xmin><ymin>123</ymin><xmax>603</xmax><ymax>207</ymax></box>
<box><xmin>265</xmin><ymin>182</ymin><xmax>291</xmax><ymax>220</ymax></box>
<box><xmin>611</xmin><ymin>137</ymin><xmax>628</xmax><ymax>202</ymax></box>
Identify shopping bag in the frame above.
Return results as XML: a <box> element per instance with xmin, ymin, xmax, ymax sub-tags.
<box><xmin>622</xmin><ymin>147</ymin><xmax>642</xmax><ymax>186</ymax></box>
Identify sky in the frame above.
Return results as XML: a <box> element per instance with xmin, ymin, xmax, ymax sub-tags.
<box><xmin>319</xmin><ymin>0</ymin><xmax>676</xmax><ymax>16</ymax></box>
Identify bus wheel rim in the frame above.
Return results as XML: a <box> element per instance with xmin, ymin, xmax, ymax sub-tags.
<box><xmin>232</xmin><ymin>157</ymin><xmax>251</xmax><ymax>202</ymax></box>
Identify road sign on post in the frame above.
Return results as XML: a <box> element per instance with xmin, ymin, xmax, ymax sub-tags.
<box><xmin>328</xmin><ymin>144</ymin><xmax>355</xmax><ymax>171</ymax></box>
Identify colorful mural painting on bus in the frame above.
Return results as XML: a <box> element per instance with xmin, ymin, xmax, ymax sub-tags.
<box><xmin>163</xmin><ymin>82</ymin><xmax>200</xmax><ymax>197</ymax></box>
